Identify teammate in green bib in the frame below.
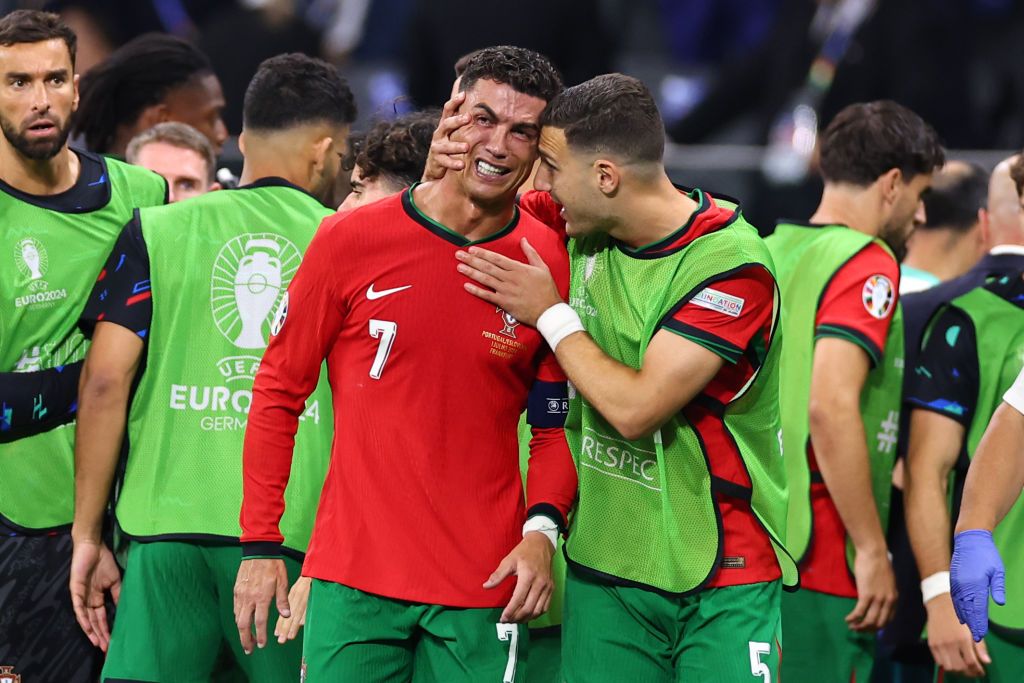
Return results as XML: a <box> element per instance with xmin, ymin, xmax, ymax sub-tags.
<box><xmin>765</xmin><ymin>101</ymin><xmax>944</xmax><ymax>683</ymax></box>
<box><xmin>67</xmin><ymin>54</ymin><xmax>355</xmax><ymax>682</ymax></box>
<box><xmin>0</xmin><ymin>11</ymin><xmax>166</xmax><ymax>682</ymax></box>
<box><xmin>906</xmin><ymin>272</ymin><xmax>1024</xmax><ymax>681</ymax></box>
<box><xmin>457</xmin><ymin>73</ymin><xmax>795</xmax><ymax>683</ymax></box>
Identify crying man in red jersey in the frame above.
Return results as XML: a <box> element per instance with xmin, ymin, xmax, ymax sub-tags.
<box><xmin>232</xmin><ymin>46</ymin><xmax>577</xmax><ymax>682</ymax></box>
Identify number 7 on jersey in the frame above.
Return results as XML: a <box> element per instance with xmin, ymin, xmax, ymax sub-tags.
<box><xmin>368</xmin><ymin>319</ymin><xmax>397</xmax><ymax>379</ymax></box>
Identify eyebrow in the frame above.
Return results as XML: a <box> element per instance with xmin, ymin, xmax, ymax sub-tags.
<box><xmin>5</xmin><ymin>69</ymin><xmax>68</xmax><ymax>80</ymax></box>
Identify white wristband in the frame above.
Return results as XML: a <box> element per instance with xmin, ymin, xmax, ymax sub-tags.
<box><xmin>523</xmin><ymin>515</ymin><xmax>559</xmax><ymax>549</ymax></box>
<box><xmin>1004</xmin><ymin>366</ymin><xmax>1024</xmax><ymax>415</ymax></box>
<box><xmin>921</xmin><ymin>571</ymin><xmax>951</xmax><ymax>604</ymax></box>
<box><xmin>536</xmin><ymin>303</ymin><xmax>584</xmax><ymax>352</ymax></box>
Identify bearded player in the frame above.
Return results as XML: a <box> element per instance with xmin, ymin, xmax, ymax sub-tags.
<box><xmin>0</xmin><ymin>10</ymin><xmax>166</xmax><ymax>681</ymax></box>
<box><xmin>234</xmin><ymin>46</ymin><xmax>576</xmax><ymax>681</ymax></box>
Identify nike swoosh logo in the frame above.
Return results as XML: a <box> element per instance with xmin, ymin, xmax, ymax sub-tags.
<box><xmin>366</xmin><ymin>283</ymin><xmax>412</xmax><ymax>300</ymax></box>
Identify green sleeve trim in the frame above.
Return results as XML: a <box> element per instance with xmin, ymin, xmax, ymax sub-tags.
<box><xmin>815</xmin><ymin>324</ymin><xmax>882</xmax><ymax>367</ymax></box>
<box><xmin>662</xmin><ymin>324</ymin><xmax>743</xmax><ymax>364</ymax></box>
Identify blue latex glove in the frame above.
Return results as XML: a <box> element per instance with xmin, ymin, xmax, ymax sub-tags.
<box><xmin>950</xmin><ymin>529</ymin><xmax>1006</xmax><ymax>641</ymax></box>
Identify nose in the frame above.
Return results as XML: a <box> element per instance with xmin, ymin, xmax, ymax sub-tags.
<box><xmin>914</xmin><ymin>199</ymin><xmax>926</xmax><ymax>227</ymax></box>
<box><xmin>31</xmin><ymin>82</ymin><xmax>50</xmax><ymax>113</ymax></box>
<box><xmin>534</xmin><ymin>164</ymin><xmax>552</xmax><ymax>192</ymax></box>
<box><xmin>484</xmin><ymin>126</ymin><xmax>510</xmax><ymax>159</ymax></box>
<box><xmin>212</xmin><ymin>117</ymin><xmax>228</xmax><ymax>153</ymax></box>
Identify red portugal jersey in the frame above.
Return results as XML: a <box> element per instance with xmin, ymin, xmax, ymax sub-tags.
<box><xmin>240</xmin><ymin>188</ymin><xmax>577</xmax><ymax>608</ymax></box>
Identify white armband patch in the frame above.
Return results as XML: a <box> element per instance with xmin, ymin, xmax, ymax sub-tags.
<box><xmin>690</xmin><ymin>287</ymin><xmax>745</xmax><ymax>318</ymax></box>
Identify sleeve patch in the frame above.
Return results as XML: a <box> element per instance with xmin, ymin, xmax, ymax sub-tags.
<box><xmin>690</xmin><ymin>286</ymin><xmax>745</xmax><ymax>318</ymax></box>
<box><xmin>862</xmin><ymin>274</ymin><xmax>896</xmax><ymax>319</ymax></box>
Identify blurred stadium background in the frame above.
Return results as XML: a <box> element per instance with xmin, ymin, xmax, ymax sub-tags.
<box><xmin>11</xmin><ymin>0</ymin><xmax>1024</xmax><ymax>229</ymax></box>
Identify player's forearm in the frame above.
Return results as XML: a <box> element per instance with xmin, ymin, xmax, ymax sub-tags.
<box><xmin>809</xmin><ymin>399</ymin><xmax>887</xmax><ymax>553</ymax></box>
<box><xmin>905</xmin><ymin>464</ymin><xmax>954</xmax><ymax>577</ymax></box>
<box><xmin>0</xmin><ymin>362</ymin><xmax>82</xmax><ymax>441</ymax></box>
<box><xmin>554</xmin><ymin>332</ymin><xmax>699</xmax><ymax>441</ymax></box>
<box><xmin>905</xmin><ymin>410</ymin><xmax>962</xmax><ymax>576</ymax></box>
<box><xmin>956</xmin><ymin>402</ymin><xmax>1024</xmax><ymax>533</ymax></box>
<box><xmin>72</xmin><ymin>365</ymin><xmax>131</xmax><ymax>543</ymax></box>
<box><xmin>525</xmin><ymin>426</ymin><xmax>577</xmax><ymax>526</ymax></box>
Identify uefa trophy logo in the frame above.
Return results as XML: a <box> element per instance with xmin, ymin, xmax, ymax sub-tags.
<box><xmin>15</xmin><ymin>237</ymin><xmax>46</xmax><ymax>281</ymax></box>
<box><xmin>211</xmin><ymin>234</ymin><xmax>301</xmax><ymax>349</ymax></box>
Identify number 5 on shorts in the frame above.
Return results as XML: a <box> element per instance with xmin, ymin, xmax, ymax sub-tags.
<box><xmin>749</xmin><ymin>641</ymin><xmax>771</xmax><ymax>682</ymax></box>
<box><xmin>496</xmin><ymin>623</ymin><xmax>519</xmax><ymax>683</ymax></box>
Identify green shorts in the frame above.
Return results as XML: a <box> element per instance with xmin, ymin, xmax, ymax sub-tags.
<box><xmin>101</xmin><ymin>540</ymin><xmax>302</xmax><ymax>683</ymax></box>
<box><xmin>304</xmin><ymin>579</ymin><xmax>529</xmax><ymax>682</ymax></box>
<box><xmin>781</xmin><ymin>588</ymin><xmax>875</xmax><ymax>683</ymax></box>
<box><xmin>562</xmin><ymin>566</ymin><xmax>781</xmax><ymax>683</ymax></box>
<box><xmin>941</xmin><ymin>624</ymin><xmax>1024</xmax><ymax>683</ymax></box>
<box><xmin>527</xmin><ymin>627</ymin><xmax>561</xmax><ymax>683</ymax></box>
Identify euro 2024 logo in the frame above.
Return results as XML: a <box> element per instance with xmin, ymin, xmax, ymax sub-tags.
<box><xmin>211</xmin><ymin>234</ymin><xmax>301</xmax><ymax>351</ymax></box>
<box><xmin>14</xmin><ymin>237</ymin><xmax>48</xmax><ymax>291</ymax></box>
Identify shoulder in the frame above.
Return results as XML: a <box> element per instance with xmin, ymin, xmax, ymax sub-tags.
<box><xmin>101</xmin><ymin>153</ymin><xmax>165</xmax><ymax>189</ymax></box>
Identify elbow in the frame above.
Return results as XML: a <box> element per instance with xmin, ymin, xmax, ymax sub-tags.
<box><xmin>610</xmin><ymin>408</ymin><xmax>661</xmax><ymax>442</ymax></box>
<box><xmin>79</xmin><ymin>367</ymin><xmax>132</xmax><ymax>406</ymax></box>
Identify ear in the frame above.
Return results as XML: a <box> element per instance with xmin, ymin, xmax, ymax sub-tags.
<box><xmin>71</xmin><ymin>73</ymin><xmax>80</xmax><ymax>113</ymax></box>
<box><xmin>237</xmin><ymin>131</ymin><xmax>246</xmax><ymax>155</ymax></box>
<box><xmin>976</xmin><ymin>207</ymin><xmax>991</xmax><ymax>250</ymax></box>
<box><xmin>878</xmin><ymin>168</ymin><xmax>902</xmax><ymax>205</ymax></box>
<box><xmin>311</xmin><ymin>135</ymin><xmax>333</xmax><ymax>176</ymax></box>
<box><xmin>208</xmin><ymin>181</ymin><xmax>223</xmax><ymax>192</ymax></box>
<box><xmin>594</xmin><ymin>159</ymin><xmax>620</xmax><ymax>196</ymax></box>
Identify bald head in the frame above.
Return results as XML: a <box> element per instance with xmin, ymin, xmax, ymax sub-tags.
<box><xmin>988</xmin><ymin>154</ymin><xmax>1024</xmax><ymax>246</ymax></box>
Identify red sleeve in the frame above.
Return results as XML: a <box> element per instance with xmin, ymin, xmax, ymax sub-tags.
<box><xmin>524</xmin><ymin>231</ymin><xmax>576</xmax><ymax>527</ymax></box>
<box><xmin>518</xmin><ymin>190</ymin><xmax>566</xmax><ymax>241</ymax></box>
<box><xmin>815</xmin><ymin>243</ymin><xmax>900</xmax><ymax>366</ymax></box>
<box><xmin>239</xmin><ymin>217</ymin><xmax>347</xmax><ymax>554</ymax></box>
<box><xmin>660</xmin><ymin>265</ymin><xmax>775</xmax><ymax>365</ymax></box>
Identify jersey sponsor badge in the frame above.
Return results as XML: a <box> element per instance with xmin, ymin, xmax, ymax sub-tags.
<box><xmin>862</xmin><ymin>274</ymin><xmax>895</xmax><ymax>319</ymax></box>
<box><xmin>270</xmin><ymin>291</ymin><xmax>288</xmax><ymax>336</ymax></box>
<box><xmin>691</xmin><ymin>286</ymin><xmax>745</xmax><ymax>317</ymax></box>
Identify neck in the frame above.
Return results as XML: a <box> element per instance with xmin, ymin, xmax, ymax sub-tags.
<box><xmin>611</xmin><ymin>174</ymin><xmax>699</xmax><ymax>248</ymax></box>
<box><xmin>905</xmin><ymin>231</ymin><xmax>977</xmax><ymax>281</ymax></box>
<box><xmin>238</xmin><ymin>155</ymin><xmax>309</xmax><ymax>193</ymax></box>
<box><xmin>809</xmin><ymin>183</ymin><xmax>882</xmax><ymax>237</ymax></box>
<box><xmin>0</xmin><ymin>142</ymin><xmax>78</xmax><ymax>195</ymax></box>
<box><xmin>413</xmin><ymin>176</ymin><xmax>517</xmax><ymax>241</ymax></box>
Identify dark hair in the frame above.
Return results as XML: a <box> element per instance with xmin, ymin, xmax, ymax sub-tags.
<box><xmin>819</xmin><ymin>100</ymin><xmax>944</xmax><ymax>186</ymax></box>
<box><xmin>920</xmin><ymin>162</ymin><xmax>988</xmax><ymax>233</ymax></box>
<box><xmin>74</xmin><ymin>34</ymin><xmax>213</xmax><ymax>153</ymax></box>
<box><xmin>344</xmin><ymin>109</ymin><xmax>438</xmax><ymax>189</ymax></box>
<box><xmin>1010</xmin><ymin>154</ymin><xmax>1024</xmax><ymax>200</ymax></box>
<box><xmin>243</xmin><ymin>53</ymin><xmax>356</xmax><ymax>132</ymax></box>
<box><xmin>458</xmin><ymin>46</ymin><xmax>562</xmax><ymax>103</ymax></box>
<box><xmin>0</xmin><ymin>10</ymin><xmax>77</xmax><ymax>68</ymax></box>
<box><xmin>540</xmin><ymin>73</ymin><xmax>664</xmax><ymax>164</ymax></box>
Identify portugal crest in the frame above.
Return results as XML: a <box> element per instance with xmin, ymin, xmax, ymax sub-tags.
<box><xmin>497</xmin><ymin>307</ymin><xmax>520</xmax><ymax>339</ymax></box>
<box><xmin>0</xmin><ymin>666</ymin><xmax>21</xmax><ymax>683</ymax></box>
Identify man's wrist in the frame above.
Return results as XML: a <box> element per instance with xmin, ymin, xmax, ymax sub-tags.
<box><xmin>536</xmin><ymin>303</ymin><xmax>584</xmax><ymax>352</ymax></box>
<box><xmin>921</xmin><ymin>571</ymin><xmax>951</xmax><ymax>605</ymax></box>
<box><xmin>523</xmin><ymin>515</ymin><xmax>559</xmax><ymax>549</ymax></box>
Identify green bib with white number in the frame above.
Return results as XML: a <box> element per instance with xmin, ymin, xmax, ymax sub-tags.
<box><xmin>0</xmin><ymin>155</ymin><xmax>165</xmax><ymax>530</ymax></box>
<box><xmin>121</xmin><ymin>181</ymin><xmax>332</xmax><ymax>552</ymax></box>
<box><xmin>766</xmin><ymin>223</ymin><xmax>904</xmax><ymax>572</ymax></box>
<box><xmin>564</xmin><ymin>191</ymin><xmax>796</xmax><ymax>594</ymax></box>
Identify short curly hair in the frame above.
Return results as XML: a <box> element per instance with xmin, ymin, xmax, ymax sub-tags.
<box><xmin>458</xmin><ymin>45</ymin><xmax>562</xmax><ymax>103</ymax></box>
<box><xmin>344</xmin><ymin>109</ymin><xmax>439</xmax><ymax>189</ymax></box>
